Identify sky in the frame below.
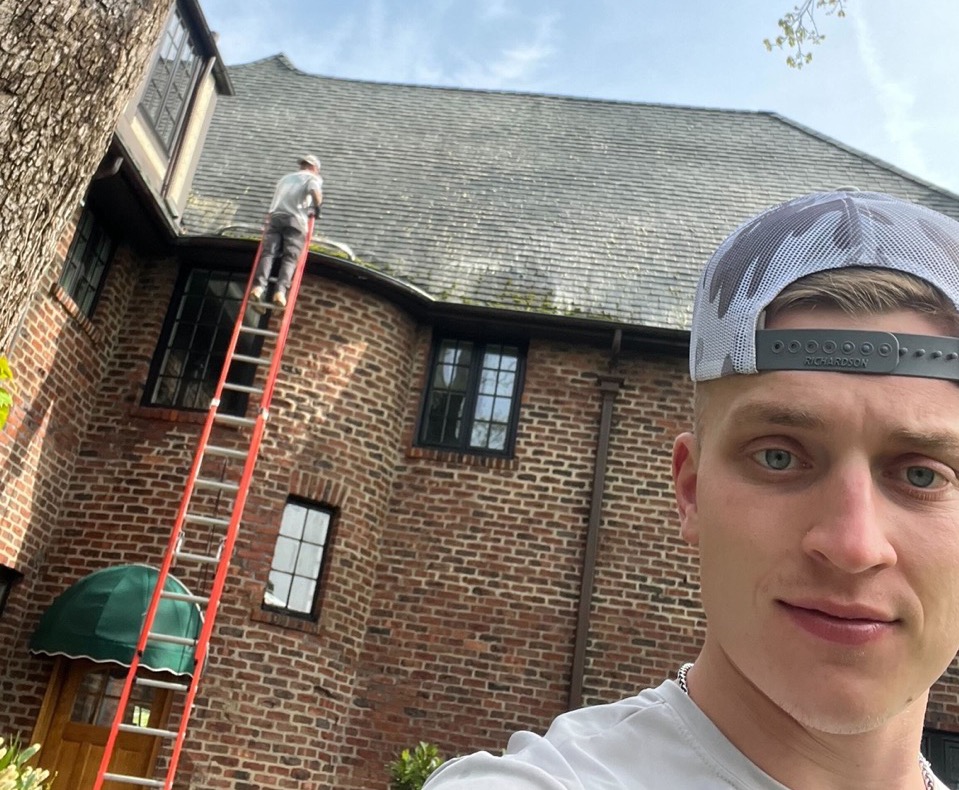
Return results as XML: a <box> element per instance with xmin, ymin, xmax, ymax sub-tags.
<box><xmin>199</xmin><ymin>0</ymin><xmax>959</xmax><ymax>196</ymax></box>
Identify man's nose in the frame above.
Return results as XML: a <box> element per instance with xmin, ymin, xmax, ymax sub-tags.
<box><xmin>800</xmin><ymin>461</ymin><xmax>898</xmax><ymax>573</ymax></box>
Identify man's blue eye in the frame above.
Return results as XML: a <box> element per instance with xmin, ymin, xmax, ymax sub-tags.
<box><xmin>905</xmin><ymin>467</ymin><xmax>937</xmax><ymax>488</ymax></box>
<box><xmin>763</xmin><ymin>449</ymin><xmax>792</xmax><ymax>470</ymax></box>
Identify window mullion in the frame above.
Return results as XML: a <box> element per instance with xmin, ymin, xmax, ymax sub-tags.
<box><xmin>460</xmin><ymin>342</ymin><xmax>485</xmax><ymax>451</ymax></box>
<box><xmin>154</xmin><ymin>14</ymin><xmax>188</xmax><ymax>132</ymax></box>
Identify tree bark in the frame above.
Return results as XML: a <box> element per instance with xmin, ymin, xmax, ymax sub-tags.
<box><xmin>0</xmin><ymin>0</ymin><xmax>171</xmax><ymax>350</ymax></box>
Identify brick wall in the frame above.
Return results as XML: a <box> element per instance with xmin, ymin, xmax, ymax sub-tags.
<box><xmin>338</xmin><ymin>340</ymin><xmax>704</xmax><ymax>787</ymax></box>
<box><xmin>2</xmin><ymin>260</ymin><xmax>420</xmax><ymax>787</ymax></box>
<box><xmin>0</xmin><ymin>212</ymin><xmax>142</xmax><ymax>735</ymax></box>
<box><xmin>582</xmin><ymin>358</ymin><xmax>702</xmax><ymax>702</ymax></box>
<box><xmin>0</xmin><ymin>239</ymin><xmax>957</xmax><ymax>789</ymax></box>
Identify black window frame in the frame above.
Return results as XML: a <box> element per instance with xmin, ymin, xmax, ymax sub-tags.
<box><xmin>262</xmin><ymin>498</ymin><xmax>337</xmax><ymax>621</ymax></box>
<box><xmin>58</xmin><ymin>206</ymin><xmax>115</xmax><ymax>318</ymax></box>
<box><xmin>0</xmin><ymin>565</ymin><xmax>22</xmax><ymax>619</ymax></box>
<box><xmin>143</xmin><ymin>265</ymin><xmax>265</xmax><ymax>417</ymax></box>
<box><xmin>137</xmin><ymin>2</ymin><xmax>203</xmax><ymax>154</ymax></box>
<box><xmin>416</xmin><ymin>334</ymin><xmax>526</xmax><ymax>457</ymax></box>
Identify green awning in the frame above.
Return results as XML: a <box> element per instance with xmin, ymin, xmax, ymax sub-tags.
<box><xmin>30</xmin><ymin>564</ymin><xmax>202</xmax><ymax>676</ymax></box>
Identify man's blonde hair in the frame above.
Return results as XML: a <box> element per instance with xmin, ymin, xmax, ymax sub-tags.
<box><xmin>764</xmin><ymin>267</ymin><xmax>959</xmax><ymax>333</ymax></box>
<box><xmin>693</xmin><ymin>267</ymin><xmax>959</xmax><ymax>434</ymax></box>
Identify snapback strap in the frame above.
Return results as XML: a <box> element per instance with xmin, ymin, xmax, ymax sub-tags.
<box><xmin>755</xmin><ymin>329</ymin><xmax>959</xmax><ymax>380</ymax></box>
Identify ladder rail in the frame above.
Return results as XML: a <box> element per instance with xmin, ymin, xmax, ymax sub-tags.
<box><xmin>94</xmin><ymin>217</ymin><xmax>315</xmax><ymax>789</ymax></box>
<box><xmin>163</xmin><ymin>217</ymin><xmax>315</xmax><ymax>783</ymax></box>
<box><xmin>201</xmin><ymin>213</ymin><xmax>277</xmax><ymax>426</ymax></box>
<box><xmin>164</xmin><ymin>414</ymin><xmax>269</xmax><ymax>778</ymax></box>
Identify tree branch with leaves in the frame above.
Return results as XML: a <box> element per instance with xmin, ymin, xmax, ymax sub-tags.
<box><xmin>765</xmin><ymin>0</ymin><xmax>847</xmax><ymax>68</ymax></box>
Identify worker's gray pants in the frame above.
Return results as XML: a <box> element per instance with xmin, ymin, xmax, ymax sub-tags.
<box><xmin>253</xmin><ymin>212</ymin><xmax>306</xmax><ymax>294</ymax></box>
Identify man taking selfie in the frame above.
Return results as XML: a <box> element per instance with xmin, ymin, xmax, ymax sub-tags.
<box><xmin>425</xmin><ymin>190</ymin><xmax>958</xmax><ymax>789</ymax></box>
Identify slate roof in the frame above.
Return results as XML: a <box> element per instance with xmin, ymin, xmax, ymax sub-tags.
<box><xmin>184</xmin><ymin>55</ymin><xmax>959</xmax><ymax>333</ymax></box>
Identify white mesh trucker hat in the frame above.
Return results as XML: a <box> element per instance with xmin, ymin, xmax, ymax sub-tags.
<box><xmin>690</xmin><ymin>191</ymin><xmax>959</xmax><ymax>382</ymax></box>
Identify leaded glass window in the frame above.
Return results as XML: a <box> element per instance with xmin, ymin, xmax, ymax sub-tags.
<box><xmin>419</xmin><ymin>337</ymin><xmax>524</xmax><ymax>455</ymax></box>
<box><xmin>145</xmin><ymin>268</ymin><xmax>263</xmax><ymax>416</ymax></box>
<box><xmin>138</xmin><ymin>5</ymin><xmax>201</xmax><ymax>153</ymax></box>
<box><xmin>263</xmin><ymin>500</ymin><xmax>334</xmax><ymax>619</ymax></box>
<box><xmin>58</xmin><ymin>207</ymin><xmax>115</xmax><ymax>317</ymax></box>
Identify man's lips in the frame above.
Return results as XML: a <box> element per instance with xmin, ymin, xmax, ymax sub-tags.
<box><xmin>778</xmin><ymin>600</ymin><xmax>898</xmax><ymax>646</ymax></box>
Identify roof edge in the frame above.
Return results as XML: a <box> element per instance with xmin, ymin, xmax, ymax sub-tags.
<box><xmin>180</xmin><ymin>0</ymin><xmax>235</xmax><ymax>95</ymax></box>
<box><xmin>768</xmin><ymin>112</ymin><xmax>959</xmax><ymax>202</ymax></box>
<box><xmin>225</xmin><ymin>54</ymin><xmax>774</xmax><ymax>116</ymax></box>
<box><xmin>177</xmin><ymin>235</ymin><xmax>691</xmax><ymax>352</ymax></box>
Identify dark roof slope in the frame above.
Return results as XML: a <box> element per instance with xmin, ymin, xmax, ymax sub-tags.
<box><xmin>184</xmin><ymin>55</ymin><xmax>959</xmax><ymax>331</ymax></box>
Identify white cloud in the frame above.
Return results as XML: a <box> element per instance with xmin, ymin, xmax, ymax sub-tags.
<box><xmin>480</xmin><ymin>0</ymin><xmax>514</xmax><ymax>22</ymax></box>
<box><xmin>851</xmin><ymin>8</ymin><xmax>926</xmax><ymax>178</ymax></box>
<box><xmin>273</xmin><ymin>0</ymin><xmax>443</xmax><ymax>84</ymax></box>
<box><xmin>202</xmin><ymin>0</ymin><xmax>561</xmax><ymax>92</ymax></box>
<box><xmin>452</xmin><ymin>13</ymin><xmax>558</xmax><ymax>89</ymax></box>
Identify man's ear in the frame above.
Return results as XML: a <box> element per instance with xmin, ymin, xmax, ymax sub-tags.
<box><xmin>672</xmin><ymin>432</ymin><xmax>700</xmax><ymax>546</ymax></box>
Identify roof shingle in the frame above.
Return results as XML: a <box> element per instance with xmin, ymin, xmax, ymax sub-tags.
<box><xmin>184</xmin><ymin>55</ymin><xmax>959</xmax><ymax>331</ymax></box>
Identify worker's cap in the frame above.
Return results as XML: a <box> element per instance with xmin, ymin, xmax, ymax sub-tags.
<box><xmin>298</xmin><ymin>154</ymin><xmax>321</xmax><ymax>171</ymax></box>
<box><xmin>690</xmin><ymin>190</ymin><xmax>959</xmax><ymax>382</ymax></box>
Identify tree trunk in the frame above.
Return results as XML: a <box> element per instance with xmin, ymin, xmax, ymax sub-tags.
<box><xmin>0</xmin><ymin>0</ymin><xmax>171</xmax><ymax>351</ymax></box>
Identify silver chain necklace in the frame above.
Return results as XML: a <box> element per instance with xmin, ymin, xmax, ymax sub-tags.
<box><xmin>676</xmin><ymin>664</ymin><xmax>936</xmax><ymax>790</ymax></box>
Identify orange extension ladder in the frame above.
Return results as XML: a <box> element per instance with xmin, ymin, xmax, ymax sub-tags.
<box><xmin>93</xmin><ymin>216</ymin><xmax>315</xmax><ymax>789</ymax></box>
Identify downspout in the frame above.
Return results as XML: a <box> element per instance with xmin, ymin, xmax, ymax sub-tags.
<box><xmin>568</xmin><ymin>329</ymin><xmax>624</xmax><ymax>710</ymax></box>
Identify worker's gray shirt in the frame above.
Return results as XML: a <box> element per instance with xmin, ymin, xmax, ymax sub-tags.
<box><xmin>268</xmin><ymin>170</ymin><xmax>323</xmax><ymax>229</ymax></box>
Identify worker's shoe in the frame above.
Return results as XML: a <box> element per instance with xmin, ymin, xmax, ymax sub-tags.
<box><xmin>249</xmin><ymin>286</ymin><xmax>266</xmax><ymax>314</ymax></box>
<box><xmin>272</xmin><ymin>290</ymin><xmax>287</xmax><ymax>309</ymax></box>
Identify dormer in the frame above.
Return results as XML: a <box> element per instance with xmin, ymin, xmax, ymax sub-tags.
<box><xmin>110</xmin><ymin>0</ymin><xmax>233</xmax><ymax>233</ymax></box>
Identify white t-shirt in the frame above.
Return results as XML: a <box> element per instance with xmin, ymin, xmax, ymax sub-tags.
<box><xmin>268</xmin><ymin>169</ymin><xmax>323</xmax><ymax>227</ymax></box>
<box><xmin>423</xmin><ymin>680</ymin><xmax>949</xmax><ymax>789</ymax></box>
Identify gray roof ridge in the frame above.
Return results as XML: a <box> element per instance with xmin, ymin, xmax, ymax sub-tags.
<box><xmin>228</xmin><ymin>53</ymin><xmax>776</xmax><ymax>117</ymax></box>
<box><xmin>767</xmin><ymin>112</ymin><xmax>959</xmax><ymax>202</ymax></box>
<box><xmin>230</xmin><ymin>53</ymin><xmax>300</xmax><ymax>71</ymax></box>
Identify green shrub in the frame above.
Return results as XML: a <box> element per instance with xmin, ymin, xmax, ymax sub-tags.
<box><xmin>0</xmin><ymin>737</ymin><xmax>53</xmax><ymax>790</ymax></box>
<box><xmin>388</xmin><ymin>741</ymin><xmax>444</xmax><ymax>790</ymax></box>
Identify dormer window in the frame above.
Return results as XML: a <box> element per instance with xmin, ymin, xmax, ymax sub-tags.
<box><xmin>138</xmin><ymin>4</ymin><xmax>202</xmax><ymax>154</ymax></box>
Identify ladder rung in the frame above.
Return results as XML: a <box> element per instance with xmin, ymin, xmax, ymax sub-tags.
<box><xmin>160</xmin><ymin>590</ymin><xmax>209</xmax><ymax>605</ymax></box>
<box><xmin>184</xmin><ymin>512</ymin><xmax>231</xmax><ymax>528</ymax></box>
<box><xmin>174</xmin><ymin>550</ymin><xmax>220</xmax><ymax>565</ymax></box>
<box><xmin>97</xmin><ymin>222</ymin><xmax>310</xmax><ymax>785</ymax></box>
<box><xmin>205</xmin><ymin>444</ymin><xmax>249</xmax><ymax>460</ymax></box>
<box><xmin>148</xmin><ymin>631</ymin><xmax>197</xmax><ymax>647</ymax></box>
<box><xmin>221</xmin><ymin>382</ymin><xmax>264</xmax><ymax>396</ymax></box>
<box><xmin>213</xmin><ymin>413</ymin><xmax>257</xmax><ymax>428</ymax></box>
<box><xmin>239</xmin><ymin>325</ymin><xmax>279</xmax><ymax>339</ymax></box>
<box><xmin>118</xmin><ymin>723</ymin><xmax>179</xmax><ymax>739</ymax></box>
<box><xmin>102</xmin><ymin>774</ymin><xmax>165</xmax><ymax>787</ymax></box>
<box><xmin>195</xmin><ymin>477</ymin><xmax>240</xmax><ymax>493</ymax></box>
<box><xmin>136</xmin><ymin>677</ymin><xmax>191</xmax><ymax>691</ymax></box>
<box><xmin>231</xmin><ymin>353</ymin><xmax>271</xmax><ymax>366</ymax></box>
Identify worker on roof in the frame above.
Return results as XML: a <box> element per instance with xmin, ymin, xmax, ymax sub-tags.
<box><xmin>250</xmin><ymin>154</ymin><xmax>323</xmax><ymax>310</ymax></box>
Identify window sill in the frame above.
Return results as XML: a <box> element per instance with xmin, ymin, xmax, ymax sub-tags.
<box><xmin>127</xmin><ymin>405</ymin><xmax>208</xmax><ymax>425</ymax></box>
<box><xmin>407</xmin><ymin>445</ymin><xmax>519</xmax><ymax>470</ymax></box>
<box><xmin>51</xmin><ymin>284</ymin><xmax>103</xmax><ymax>345</ymax></box>
<box><xmin>250</xmin><ymin>600</ymin><xmax>322</xmax><ymax>634</ymax></box>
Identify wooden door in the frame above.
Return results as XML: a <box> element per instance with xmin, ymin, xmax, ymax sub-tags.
<box><xmin>33</xmin><ymin>659</ymin><xmax>173</xmax><ymax>789</ymax></box>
